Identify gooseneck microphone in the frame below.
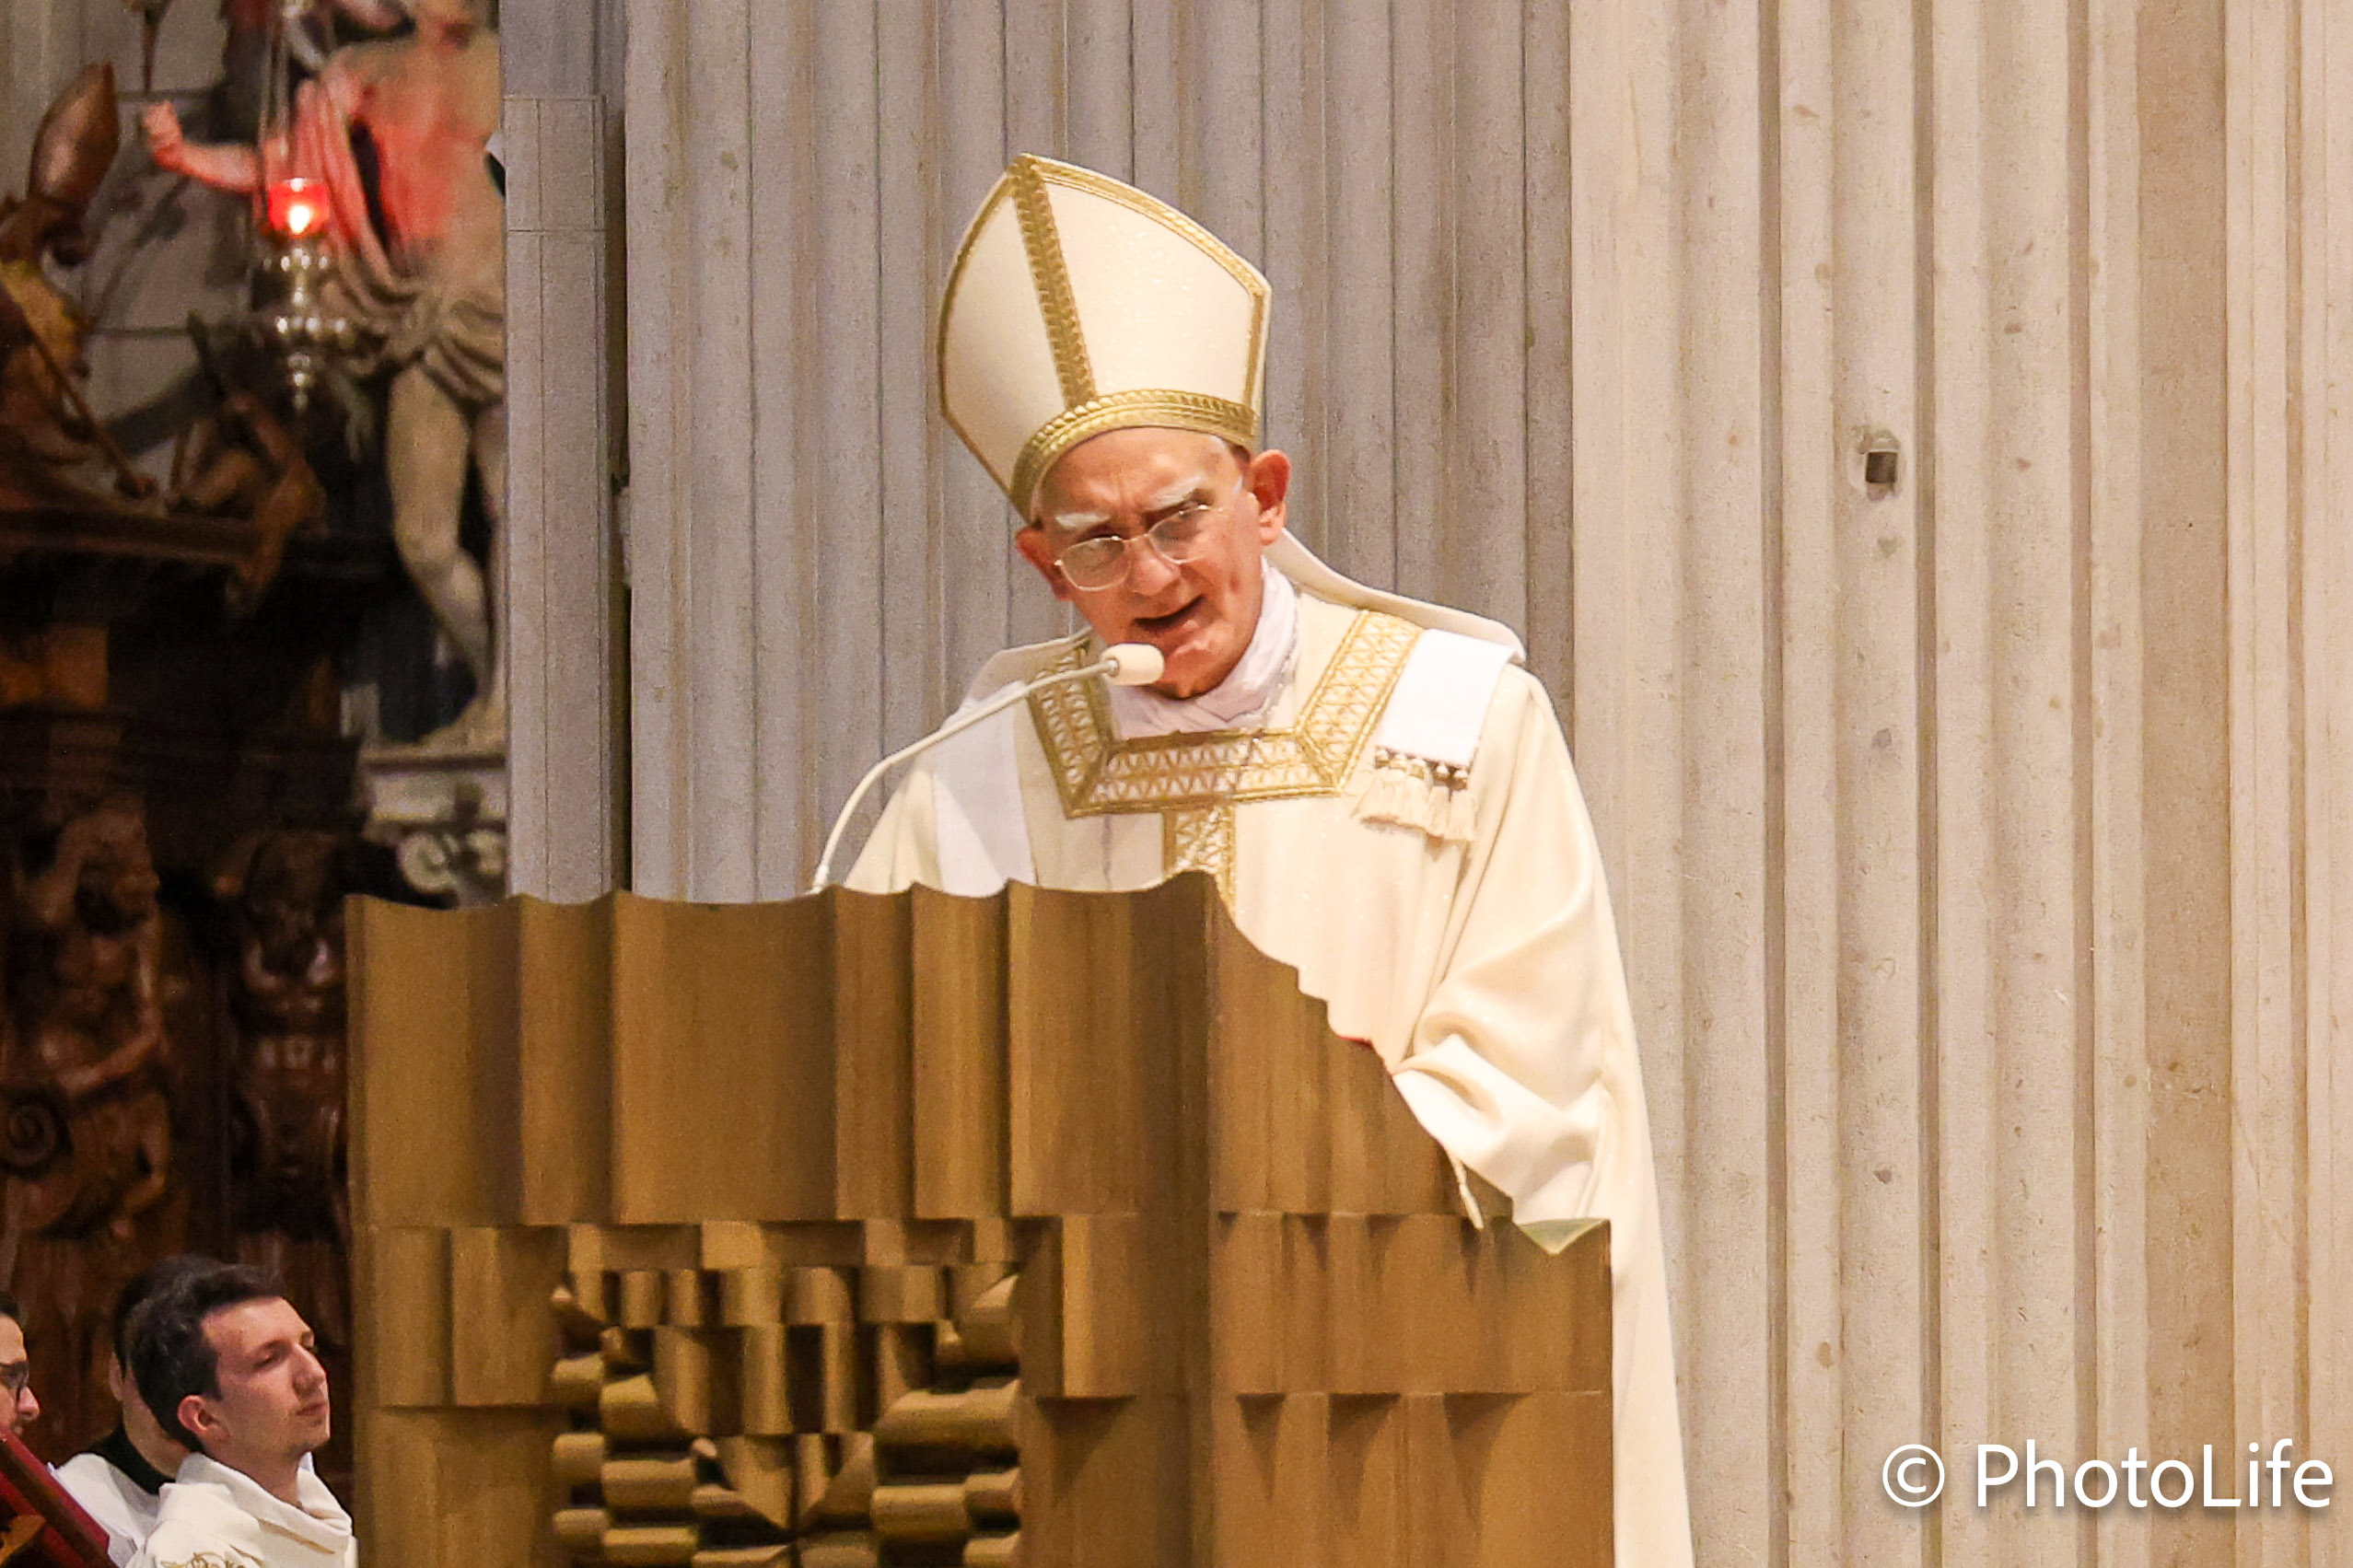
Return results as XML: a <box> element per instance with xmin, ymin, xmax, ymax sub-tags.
<box><xmin>810</xmin><ymin>642</ymin><xmax>1167</xmax><ymax>892</ymax></box>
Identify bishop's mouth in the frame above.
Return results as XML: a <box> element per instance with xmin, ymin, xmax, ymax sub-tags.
<box><xmin>1135</xmin><ymin>598</ymin><xmax>1205</xmax><ymax>637</ymax></box>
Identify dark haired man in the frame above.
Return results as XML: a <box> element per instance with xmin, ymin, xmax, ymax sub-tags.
<box><xmin>0</xmin><ymin>1293</ymin><xmax>39</xmax><ymax>1436</ymax></box>
<box><xmin>54</xmin><ymin>1257</ymin><xmax>207</xmax><ymax>1565</ymax></box>
<box><xmin>122</xmin><ymin>1264</ymin><xmax>348</xmax><ymax>1568</ymax></box>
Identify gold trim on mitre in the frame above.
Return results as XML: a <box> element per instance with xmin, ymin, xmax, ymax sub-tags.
<box><xmin>1008</xmin><ymin>159</ymin><xmax>1097</xmax><ymax>408</ymax></box>
<box><xmin>1008</xmin><ymin>390</ymin><xmax>1260</xmax><ymax>524</ymax></box>
<box><xmin>938</xmin><ymin>156</ymin><xmax>1273</xmax><ymax>517</ymax></box>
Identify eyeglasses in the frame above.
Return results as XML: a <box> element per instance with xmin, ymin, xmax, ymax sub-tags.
<box><xmin>1051</xmin><ymin>487</ymin><xmax>1239</xmax><ymax>592</ymax></box>
<box><xmin>0</xmin><ymin>1363</ymin><xmax>29</xmax><ymax>1398</ymax></box>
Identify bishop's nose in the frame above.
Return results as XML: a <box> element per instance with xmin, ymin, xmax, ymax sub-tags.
<box><xmin>1125</xmin><ymin>537</ymin><xmax>1183</xmax><ymax>598</ymax></box>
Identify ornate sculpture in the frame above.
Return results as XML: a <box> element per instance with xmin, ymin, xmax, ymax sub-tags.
<box><xmin>0</xmin><ymin>64</ymin><xmax>152</xmax><ymax>513</ymax></box>
<box><xmin>146</xmin><ymin>0</ymin><xmax>507</xmax><ymax>748</ymax></box>
<box><xmin>0</xmin><ymin>797</ymin><xmax>178</xmax><ymax>1448</ymax></box>
<box><xmin>0</xmin><ymin>66</ymin><xmax>117</xmax><ymax>276</ymax></box>
<box><xmin>212</xmin><ymin>830</ymin><xmax>350</xmax><ymax>1352</ymax></box>
<box><xmin>166</xmin><ymin>377</ymin><xmax>327</xmax><ymax>612</ymax></box>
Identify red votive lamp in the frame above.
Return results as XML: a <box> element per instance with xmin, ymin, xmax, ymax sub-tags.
<box><xmin>265</xmin><ymin>176</ymin><xmax>326</xmax><ymax>240</ymax></box>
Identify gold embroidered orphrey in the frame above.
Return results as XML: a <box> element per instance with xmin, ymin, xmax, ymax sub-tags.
<box><xmin>1027</xmin><ymin>610</ymin><xmax>1422</xmax><ymax>896</ymax></box>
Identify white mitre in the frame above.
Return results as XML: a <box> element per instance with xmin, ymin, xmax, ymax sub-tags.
<box><xmin>939</xmin><ymin>154</ymin><xmax>1269</xmax><ymax>517</ymax></box>
<box><xmin>939</xmin><ymin>156</ymin><xmax>1520</xmax><ymax>656</ymax></box>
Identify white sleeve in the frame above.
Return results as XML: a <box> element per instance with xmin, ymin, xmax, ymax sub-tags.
<box><xmin>1382</xmin><ymin>670</ymin><xmax>1695</xmax><ymax>1568</ymax></box>
<box><xmin>1385</xmin><ymin>670</ymin><xmax>1650</xmax><ymax>1249</ymax></box>
<box><xmin>846</xmin><ymin>684</ymin><xmax>1035</xmax><ymax>897</ymax></box>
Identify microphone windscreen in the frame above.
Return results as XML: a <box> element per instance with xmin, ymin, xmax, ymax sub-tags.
<box><xmin>1103</xmin><ymin>643</ymin><xmax>1165</xmax><ymax>686</ymax></box>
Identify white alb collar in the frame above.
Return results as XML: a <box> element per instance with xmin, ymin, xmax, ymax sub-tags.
<box><xmin>1106</xmin><ymin>560</ymin><xmax>1301</xmax><ymax>738</ymax></box>
<box><xmin>169</xmin><ymin>1453</ymin><xmax>351</xmax><ymax>1557</ymax></box>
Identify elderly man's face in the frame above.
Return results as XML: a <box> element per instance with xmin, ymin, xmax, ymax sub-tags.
<box><xmin>1018</xmin><ymin>428</ymin><xmax>1291</xmax><ymax>699</ymax></box>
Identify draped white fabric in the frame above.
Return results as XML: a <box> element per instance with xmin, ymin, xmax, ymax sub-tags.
<box><xmin>132</xmin><ymin>1457</ymin><xmax>354</xmax><ymax>1568</ymax></box>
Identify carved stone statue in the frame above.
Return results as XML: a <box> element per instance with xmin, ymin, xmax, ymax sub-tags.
<box><xmin>146</xmin><ymin>0</ymin><xmax>507</xmax><ymax>748</ymax></box>
<box><xmin>0</xmin><ymin>64</ymin><xmax>118</xmax><ymax>274</ymax></box>
<box><xmin>212</xmin><ymin>830</ymin><xmax>350</xmax><ymax>1351</ymax></box>
<box><xmin>0</xmin><ymin>796</ymin><xmax>178</xmax><ymax>1448</ymax></box>
<box><xmin>167</xmin><ymin>381</ymin><xmax>328</xmax><ymax>612</ymax></box>
<box><xmin>0</xmin><ymin>64</ymin><xmax>152</xmax><ymax>512</ymax></box>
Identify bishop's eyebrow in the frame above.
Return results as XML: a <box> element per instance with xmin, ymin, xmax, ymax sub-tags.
<box><xmin>1141</xmin><ymin>472</ymin><xmax>1215</xmax><ymax>517</ymax></box>
<box><xmin>1044</xmin><ymin>471</ymin><xmax>1215</xmax><ymax>537</ymax></box>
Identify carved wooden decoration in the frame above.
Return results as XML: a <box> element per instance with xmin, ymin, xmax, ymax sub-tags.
<box><xmin>1</xmin><ymin>795</ymin><xmax>181</xmax><ymax>1450</ymax></box>
<box><xmin>348</xmin><ymin>880</ymin><xmax>1610</xmax><ymax>1568</ymax></box>
<box><xmin>544</xmin><ymin>1222</ymin><xmax>1024</xmax><ymax>1567</ymax></box>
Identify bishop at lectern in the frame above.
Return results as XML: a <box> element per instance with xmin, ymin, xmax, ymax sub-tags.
<box><xmin>845</xmin><ymin>155</ymin><xmax>1695</xmax><ymax>1568</ymax></box>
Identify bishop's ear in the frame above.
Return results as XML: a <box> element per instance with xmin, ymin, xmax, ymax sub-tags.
<box><xmin>1014</xmin><ymin>525</ymin><xmax>1075</xmax><ymax>602</ymax></box>
<box><xmin>1244</xmin><ymin>448</ymin><xmax>1292</xmax><ymax>542</ymax></box>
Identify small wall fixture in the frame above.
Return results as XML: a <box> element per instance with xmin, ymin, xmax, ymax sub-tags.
<box><xmin>1859</xmin><ymin>429</ymin><xmax>1901</xmax><ymax>492</ymax></box>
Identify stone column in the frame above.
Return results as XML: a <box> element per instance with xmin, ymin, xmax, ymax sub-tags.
<box><xmin>501</xmin><ymin>0</ymin><xmax>624</xmax><ymax>900</ymax></box>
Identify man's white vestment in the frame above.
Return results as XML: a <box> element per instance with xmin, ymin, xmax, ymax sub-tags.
<box><xmin>849</xmin><ymin>543</ymin><xmax>1694</xmax><ymax>1568</ymax></box>
<box><xmin>130</xmin><ymin>1455</ymin><xmax>353</xmax><ymax>1568</ymax></box>
<box><xmin>56</xmin><ymin>1446</ymin><xmax>165</xmax><ymax>1566</ymax></box>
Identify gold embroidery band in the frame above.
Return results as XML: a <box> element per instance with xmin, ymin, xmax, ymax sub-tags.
<box><xmin>1164</xmin><ymin>804</ymin><xmax>1238</xmax><ymax>900</ymax></box>
<box><xmin>1008</xmin><ymin>389</ymin><xmax>1260</xmax><ymax>517</ymax></box>
<box><xmin>1010</xmin><ymin>157</ymin><xmax>1096</xmax><ymax>412</ymax></box>
<box><xmin>1029</xmin><ymin>610</ymin><xmax>1422</xmax><ymax>819</ymax></box>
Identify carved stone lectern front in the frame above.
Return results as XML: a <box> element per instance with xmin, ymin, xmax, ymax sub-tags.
<box><xmin>347</xmin><ymin>877</ymin><xmax>1610</xmax><ymax>1566</ymax></box>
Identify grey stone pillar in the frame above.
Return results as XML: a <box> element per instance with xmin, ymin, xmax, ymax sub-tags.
<box><xmin>501</xmin><ymin>0</ymin><xmax>624</xmax><ymax>899</ymax></box>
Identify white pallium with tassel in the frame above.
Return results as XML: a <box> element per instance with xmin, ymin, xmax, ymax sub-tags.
<box><xmin>1352</xmin><ymin>625</ymin><xmax>1517</xmax><ymax>843</ymax></box>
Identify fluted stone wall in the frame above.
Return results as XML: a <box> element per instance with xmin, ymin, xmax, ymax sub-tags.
<box><xmin>499</xmin><ymin>1</ymin><xmax>2353</xmax><ymax>1563</ymax></box>
<box><xmin>501</xmin><ymin>0</ymin><xmax>625</xmax><ymax>900</ymax></box>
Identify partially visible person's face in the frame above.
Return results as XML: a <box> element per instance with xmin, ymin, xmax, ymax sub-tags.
<box><xmin>182</xmin><ymin>1299</ymin><xmax>329</xmax><ymax>1470</ymax></box>
<box><xmin>1018</xmin><ymin>428</ymin><xmax>1291</xmax><ymax>699</ymax></box>
<box><xmin>0</xmin><ymin>1318</ymin><xmax>38</xmax><ymax>1435</ymax></box>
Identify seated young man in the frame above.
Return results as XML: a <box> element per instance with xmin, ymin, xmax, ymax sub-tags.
<box><xmin>122</xmin><ymin>1264</ymin><xmax>348</xmax><ymax>1568</ymax></box>
<box><xmin>55</xmin><ymin>1258</ymin><xmax>207</xmax><ymax>1566</ymax></box>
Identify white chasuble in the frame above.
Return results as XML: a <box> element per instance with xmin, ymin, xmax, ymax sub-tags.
<box><xmin>133</xmin><ymin>1456</ymin><xmax>354</xmax><ymax>1568</ymax></box>
<box><xmin>849</xmin><ymin>575</ymin><xmax>1695</xmax><ymax>1568</ymax></box>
